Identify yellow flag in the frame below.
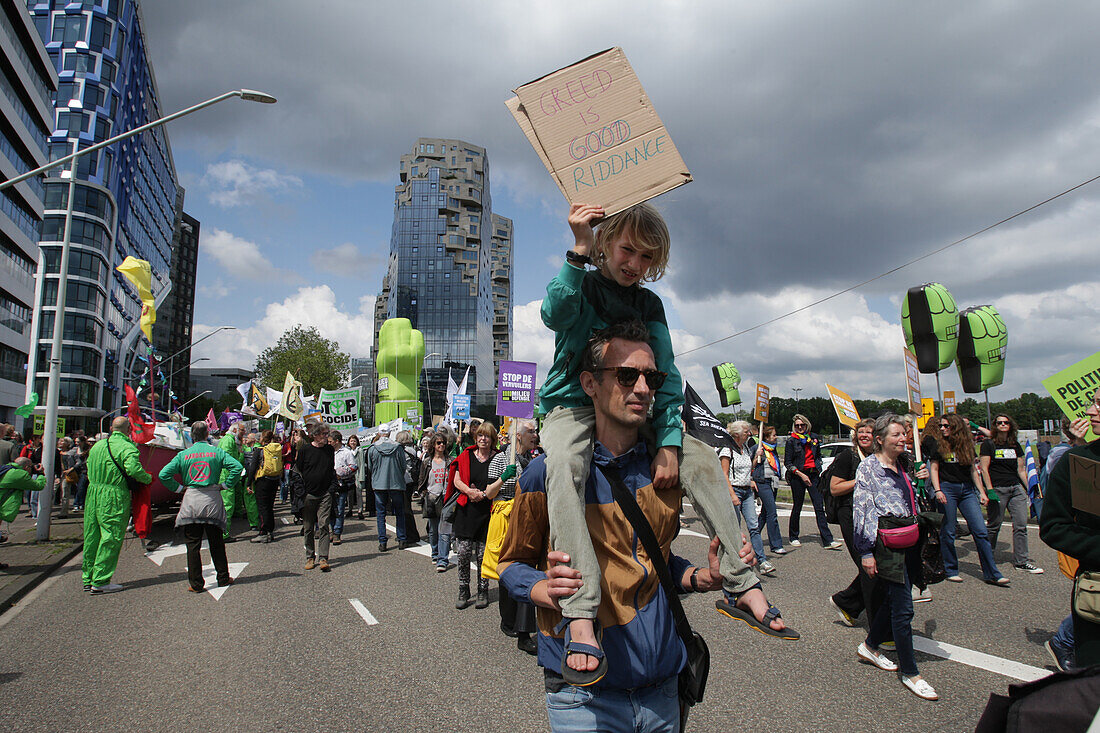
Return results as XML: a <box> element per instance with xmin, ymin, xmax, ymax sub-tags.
<box><xmin>249</xmin><ymin>382</ymin><xmax>270</xmax><ymax>416</ymax></box>
<box><xmin>116</xmin><ymin>256</ymin><xmax>156</xmax><ymax>340</ymax></box>
<box><xmin>279</xmin><ymin>371</ymin><xmax>303</xmax><ymax>421</ymax></box>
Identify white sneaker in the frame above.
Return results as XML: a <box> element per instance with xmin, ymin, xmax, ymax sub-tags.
<box><xmin>1015</xmin><ymin>562</ymin><xmax>1044</xmax><ymax>574</ymax></box>
<box><xmin>829</xmin><ymin>597</ymin><xmax>858</xmax><ymax>627</ymax></box>
<box><xmin>790</xmin><ymin>539</ymin><xmax>802</xmax><ymax>547</ymax></box>
<box><xmin>912</xmin><ymin>587</ymin><xmax>932</xmax><ymax>603</ymax></box>
<box><xmin>826</xmin><ymin>540</ymin><xmax>844</xmax><ymax>550</ymax></box>
<box><xmin>902</xmin><ymin>675</ymin><xmax>938</xmax><ymax>700</ymax></box>
<box><xmin>857</xmin><ymin>642</ymin><xmax>898</xmax><ymax>671</ymax></box>
<box><xmin>946</xmin><ymin>575</ymin><xmax>963</xmax><ymax>583</ymax></box>
<box><xmin>90</xmin><ymin>583</ymin><xmax>123</xmax><ymax>594</ymax></box>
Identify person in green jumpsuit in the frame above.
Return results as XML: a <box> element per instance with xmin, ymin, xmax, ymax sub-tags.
<box><xmin>218</xmin><ymin>423</ymin><xmax>258</xmax><ymax>540</ymax></box>
<box><xmin>82</xmin><ymin>416</ymin><xmax>152</xmax><ymax>593</ymax></box>
<box><xmin>0</xmin><ymin>457</ymin><xmax>46</xmax><ymax>569</ymax></box>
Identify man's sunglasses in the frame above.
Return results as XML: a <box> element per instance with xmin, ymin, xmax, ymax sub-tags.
<box><xmin>594</xmin><ymin>366</ymin><xmax>668</xmax><ymax>390</ymax></box>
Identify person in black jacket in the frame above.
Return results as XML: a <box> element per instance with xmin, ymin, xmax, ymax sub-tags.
<box><xmin>784</xmin><ymin>414</ymin><xmax>841</xmax><ymax>549</ymax></box>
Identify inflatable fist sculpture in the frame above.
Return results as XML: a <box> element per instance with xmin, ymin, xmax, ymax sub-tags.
<box><xmin>955</xmin><ymin>305</ymin><xmax>1007</xmax><ymax>393</ymax></box>
<box><xmin>901</xmin><ymin>283</ymin><xmax>959</xmax><ymax>374</ymax></box>
<box><xmin>374</xmin><ymin>318</ymin><xmax>425</xmax><ymax>424</ymax></box>
<box><xmin>711</xmin><ymin>362</ymin><xmax>742</xmax><ymax>407</ymax></box>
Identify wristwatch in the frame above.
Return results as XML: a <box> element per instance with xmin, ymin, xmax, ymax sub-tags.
<box><xmin>565</xmin><ymin>250</ymin><xmax>592</xmax><ymax>267</ymax></box>
<box><xmin>690</xmin><ymin>567</ymin><xmax>701</xmax><ymax>592</ymax></box>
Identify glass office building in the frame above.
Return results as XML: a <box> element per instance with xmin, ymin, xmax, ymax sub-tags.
<box><xmin>27</xmin><ymin>0</ymin><xmax>181</xmax><ymax>433</ymax></box>
<box><xmin>373</xmin><ymin>138</ymin><xmax>513</xmax><ymax>420</ymax></box>
<box><xmin>0</xmin><ymin>0</ymin><xmax>56</xmax><ymax>423</ymax></box>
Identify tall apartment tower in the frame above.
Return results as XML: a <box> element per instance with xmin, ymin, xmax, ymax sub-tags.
<box><xmin>372</xmin><ymin>138</ymin><xmax>512</xmax><ymax>420</ymax></box>
<box><xmin>0</xmin><ymin>0</ymin><xmax>56</xmax><ymax>422</ymax></box>
<box><xmin>27</xmin><ymin>0</ymin><xmax>182</xmax><ymax>433</ymax></box>
<box><xmin>153</xmin><ymin>209</ymin><xmax>198</xmax><ymax>405</ymax></box>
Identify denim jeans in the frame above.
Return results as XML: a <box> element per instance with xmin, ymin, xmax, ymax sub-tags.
<box><xmin>756</xmin><ymin>479</ymin><xmax>784</xmax><ymax>551</ymax></box>
<box><xmin>28</xmin><ymin>490</ymin><xmax>39</xmax><ymax>518</ymax></box>
<box><xmin>546</xmin><ymin>675</ymin><xmax>680</xmax><ymax>733</ymax></box>
<box><xmin>985</xmin><ymin>483</ymin><xmax>1032</xmax><ymax>566</ymax></box>
<box><xmin>331</xmin><ymin>490</ymin><xmax>351</xmax><ymax>536</ymax></box>
<box><xmin>279</xmin><ymin>468</ymin><xmax>288</xmax><ymax>503</ymax></box>
<box><xmin>733</xmin><ymin>486</ymin><xmax>766</xmax><ymax>563</ymax></box>
<box><xmin>788</xmin><ymin>471</ymin><xmax>834</xmax><ymax>544</ymax></box>
<box><xmin>425</xmin><ymin>513</ymin><xmax>442</xmax><ymax>563</ymax></box>
<box><xmin>1053</xmin><ymin>614</ymin><xmax>1075</xmax><ymax>649</ymax></box>
<box><xmin>437</xmin><ymin>530</ymin><xmax>452</xmax><ymax>567</ymax></box>
<box><xmin>938</xmin><ymin>481</ymin><xmax>1003</xmax><ymax>581</ymax></box>
<box><xmin>866</xmin><ymin>560</ymin><xmax>918</xmax><ymax>677</ymax></box>
<box><xmin>375</xmin><ymin>489</ymin><xmax>406</xmax><ymax>545</ymax></box>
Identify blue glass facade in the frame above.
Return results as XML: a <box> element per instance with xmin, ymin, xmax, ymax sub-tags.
<box><xmin>27</xmin><ymin>0</ymin><xmax>180</xmax><ymax>429</ymax></box>
<box><xmin>0</xmin><ymin>0</ymin><xmax>56</xmax><ymax>422</ymax></box>
<box><xmin>373</xmin><ymin>138</ymin><xmax>512</xmax><ymax>419</ymax></box>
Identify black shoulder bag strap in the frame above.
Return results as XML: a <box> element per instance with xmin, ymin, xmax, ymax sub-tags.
<box><xmin>106</xmin><ymin>434</ymin><xmax>139</xmax><ymax>492</ymax></box>
<box><xmin>598</xmin><ymin>464</ymin><xmax>710</xmax><ymax>713</ymax></box>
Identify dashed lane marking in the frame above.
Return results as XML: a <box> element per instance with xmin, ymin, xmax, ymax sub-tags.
<box><xmin>349</xmin><ymin>598</ymin><xmax>379</xmax><ymax>625</ymax></box>
<box><xmin>912</xmin><ymin>636</ymin><xmax>1049</xmax><ymax>682</ymax></box>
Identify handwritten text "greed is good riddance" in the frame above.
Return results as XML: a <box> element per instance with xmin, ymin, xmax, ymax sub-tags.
<box><xmin>536</xmin><ymin>67</ymin><xmax>671</xmax><ymax>192</ymax></box>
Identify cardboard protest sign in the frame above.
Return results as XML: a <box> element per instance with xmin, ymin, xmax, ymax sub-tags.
<box><xmin>508</xmin><ymin>47</ymin><xmax>692</xmax><ymax>216</ymax></box>
<box><xmin>943</xmin><ymin>390</ymin><xmax>956</xmax><ymax>414</ymax></box>
<box><xmin>1070</xmin><ymin>453</ymin><xmax>1100</xmax><ymax>516</ymax></box>
<box><xmin>825</xmin><ymin>384</ymin><xmax>861</xmax><ymax>430</ymax></box>
<box><xmin>1042</xmin><ymin>350</ymin><xmax>1100</xmax><ymax>442</ymax></box>
<box><xmin>903</xmin><ymin>348</ymin><xmax>922</xmax><ymax>414</ymax></box>
<box><xmin>754</xmin><ymin>383</ymin><xmax>770</xmax><ymax>423</ymax></box>
<box><xmin>496</xmin><ymin>360</ymin><xmax>537</xmax><ymax>419</ymax></box>
<box><xmin>452</xmin><ymin>394</ymin><xmax>471</xmax><ymax>420</ymax></box>
<box><xmin>318</xmin><ymin>386</ymin><xmax>362</xmax><ymax>429</ymax></box>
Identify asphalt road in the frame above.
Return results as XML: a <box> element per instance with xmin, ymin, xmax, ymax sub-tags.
<box><xmin>0</xmin><ymin>501</ymin><xmax>1069</xmax><ymax>733</ymax></box>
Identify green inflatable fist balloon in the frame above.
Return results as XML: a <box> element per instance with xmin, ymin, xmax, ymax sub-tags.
<box><xmin>375</xmin><ymin>318</ymin><xmax>425</xmax><ymax>422</ymax></box>
<box><xmin>955</xmin><ymin>305</ymin><xmax>1007</xmax><ymax>393</ymax></box>
<box><xmin>901</xmin><ymin>282</ymin><xmax>959</xmax><ymax>374</ymax></box>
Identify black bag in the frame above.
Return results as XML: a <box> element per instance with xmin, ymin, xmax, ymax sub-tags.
<box><xmin>105</xmin><ymin>435</ymin><xmax>142</xmax><ymax>492</ymax></box>
<box><xmin>919</xmin><ymin>520</ymin><xmax>946</xmax><ymax>585</ymax></box>
<box><xmin>600</xmin><ymin>466</ymin><xmax>710</xmax><ymax>729</ymax></box>
<box><xmin>422</xmin><ymin>491</ymin><xmax>443</xmax><ymax>519</ymax></box>
<box><xmin>820</xmin><ymin>462</ymin><xmax>840</xmax><ymax>524</ymax></box>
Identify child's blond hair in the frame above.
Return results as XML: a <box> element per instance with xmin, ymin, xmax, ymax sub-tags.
<box><xmin>592</xmin><ymin>202</ymin><xmax>670</xmax><ymax>282</ymax></box>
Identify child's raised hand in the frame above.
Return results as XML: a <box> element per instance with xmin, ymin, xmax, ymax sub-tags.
<box><xmin>568</xmin><ymin>203</ymin><xmax>605</xmax><ymax>256</ymax></box>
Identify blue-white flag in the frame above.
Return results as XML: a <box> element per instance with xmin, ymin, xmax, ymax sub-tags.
<box><xmin>1025</xmin><ymin>439</ymin><xmax>1041</xmax><ymax>518</ymax></box>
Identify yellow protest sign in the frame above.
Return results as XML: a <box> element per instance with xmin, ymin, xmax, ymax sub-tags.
<box><xmin>754</xmin><ymin>383</ymin><xmax>770</xmax><ymax>423</ymax></box>
<box><xmin>825</xmin><ymin>384</ymin><xmax>861</xmax><ymax>430</ymax></box>
<box><xmin>943</xmin><ymin>390</ymin><xmax>956</xmax><ymax>414</ymax></box>
<box><xmin>917</xmin><ymin>398</ymin><xmax>936</xmax><ymax>430</ymax></box>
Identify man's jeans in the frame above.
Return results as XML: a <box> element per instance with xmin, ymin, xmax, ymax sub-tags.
<box><xmin>985</xmin><ymin>483</ymin><xmax>1032</xmax><ymax>566</ymax></box>
<box><xmin>546</xmin><ymin>675</ymin><xmax>680</xmax><ymax>733</ymax></box>
<box><xmin>331</xmin><ymin>490</ymin><xmax>351</xmax><ymax>536</ymax></box>
<box><xmin>939</xmin><ymin>481</ymin><xmax>1003</xmax><ymax>581</ymax></box>
<box><xmin>1053</xmin><ymin>614</ymin><xmax>1075</xmax><ymax>649</ymax></box>
<box><xmin>756</xmin><ymin>479</ymin><xmax>784</xmax><ymax>551</ymax></box>
<box><xmin>376</xmin><ymin>489</ymin><xmax>406</xmax><ymax>545</ymax></box>
<box><xmin>733</xmin><ymin>486</ymin><xmax>766</xmax><ymax>563</ymax></box>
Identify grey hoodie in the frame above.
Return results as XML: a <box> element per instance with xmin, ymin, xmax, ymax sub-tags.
<box><xmin>367</xmin><ymin>438</ymin><xmax>407</xmax><ymax>492</ymax></box>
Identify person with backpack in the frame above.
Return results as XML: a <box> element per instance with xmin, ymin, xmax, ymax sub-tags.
<box><xmin>330</xmin><ymin>431</ymin><xmax>357</xmax><ymax>545</ymax></box>
<box><xmin>0</xmin><ymin>458</ymin><xmax>45</xmax><ymax>569</ymax></box>
<box><xmin>250</xmin><ymin>430</ymin><xmax>283</xmax><ymax>544</ymax></box>
<box><xmin>367</xmin><ymin>427</ymin><xmax>408</xmax><ymax>552</ymax></box>
<box><xmin>396</xmin><ymin>430</ymin><xmax>421</xmax><ymax>544</ymax></box>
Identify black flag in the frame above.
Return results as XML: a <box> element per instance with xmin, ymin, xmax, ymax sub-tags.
<box><xmin>683</xmin><ymin>382</ymin><xmax>735</xmax><ymax>450</ymax></box>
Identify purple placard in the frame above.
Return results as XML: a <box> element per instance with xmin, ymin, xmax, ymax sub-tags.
<box><xmin>496</xmin><ymin>360</ymin><xmax>537</xmax><ymax>418</ymax></box>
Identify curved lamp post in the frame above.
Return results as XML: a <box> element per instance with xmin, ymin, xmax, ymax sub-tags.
<box><xmin>26</xmin><ymin>90</ymin><xmax>275</xmax><ymax>541</ymax></box>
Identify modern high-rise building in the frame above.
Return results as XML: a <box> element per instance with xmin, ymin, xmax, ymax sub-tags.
<box><xmin>153</xmin><ymin>208</ymin><xmax>197</xmax><ymax>406</ymax></box>
<box><xmin>349</xmin><ymin>355</ymin><xmax>373</xmax><ymax>423</ymax></box>
<box><xmin>372</xmin><ymin>138</ymin><xmax>512</xmax><ymax>422</ymax></box>
<box><xmin>27</xmin><ymin>0</ymin><xmax>182</xmax><ymax>433</ymax></box>
<box><xmin>0</xmin><ymin>0</ymin><xmax>56</xmax><ymax>423</ymax></box>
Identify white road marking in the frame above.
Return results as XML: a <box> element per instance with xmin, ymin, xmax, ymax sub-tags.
<box><xmin>386</xmin><ymin>523</ymin><xmax>468</xmax><ymax>568</ymax></box>
<box><xmin>912</xmin><ymin>636</ymin><xmax>1050</xmax><ymax>682</ymax></box>
<box><xmin>201</xmin><ymin>562</ymin><xmax>247</xmax><ymax>600</ymax></box>
<box><xmin>144</xmin><ymin>542</ymin><xmax>201</xmax><ymax>566</ymax></box>
<box><xmin>349</xmin><ymin>598</ymin><xmax>379</xmax><ymax>625</ymax></box>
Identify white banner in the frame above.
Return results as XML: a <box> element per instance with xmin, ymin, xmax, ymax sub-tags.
<box><xmin>318</xmin><ymin>386</ymin><xmax>362</xmax><ymax>429</ymax></box>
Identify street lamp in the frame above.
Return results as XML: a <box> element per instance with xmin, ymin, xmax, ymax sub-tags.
<box><xmin>792</xmin><ymin>387</ymin><xmax>802</xmax><ymax>414</ymax></box>
<box><xmin>28</xmin><ymin>90</ymin><xmax>275</xmax><ymax>542</ymax></box>
<box><xmin>157</xmin><ymin>357</ymin><xmax>209</xmax><ymax>406</ymax></box>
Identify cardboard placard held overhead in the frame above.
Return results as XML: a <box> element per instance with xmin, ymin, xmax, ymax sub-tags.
<box><xmin>825</xmin><ymin>383</ymin><xmax>861</xmax><ymax>430</ymax></box>
<box><xmin>903</xmin><ymin>348</ymin><xmax>922</xmax><ymax>414</ymax></box>
<box><xmin>754</xmin><ymin>383</ymin><xmax>770</xmax><ymax>423</ymax></box>
<box><xmin>507</xmin><ymin>47</ymin><xmax>692</xmax><ymax>216</ymax></box>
